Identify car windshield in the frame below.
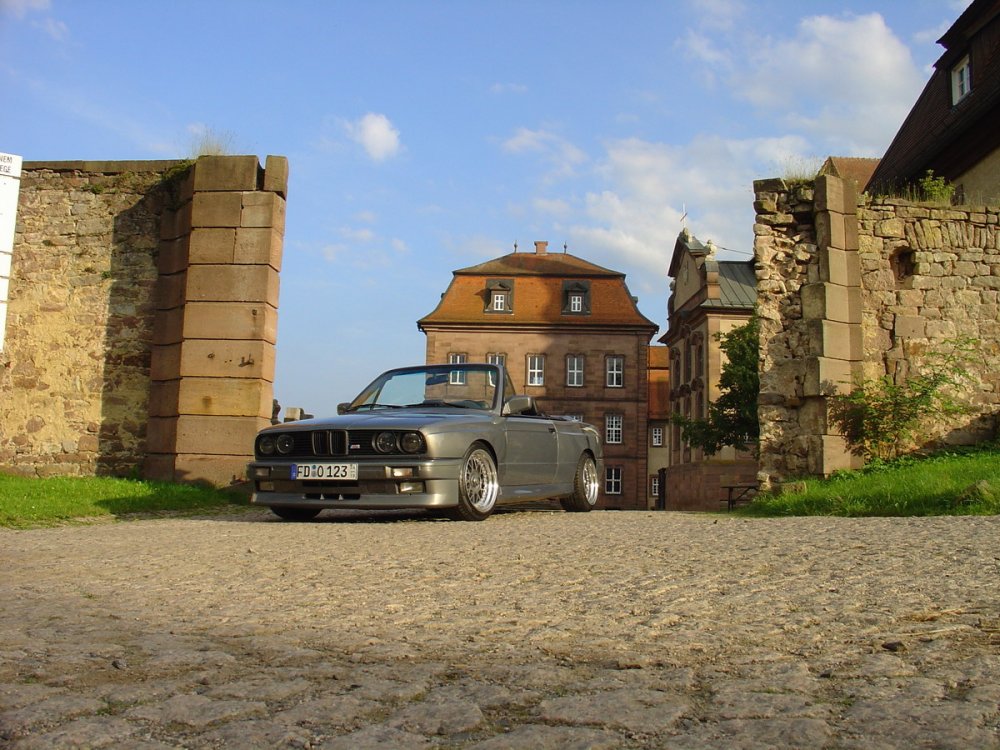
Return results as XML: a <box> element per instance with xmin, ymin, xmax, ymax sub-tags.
<box><xmin>347</xmin><ymin>364</ymin><xmax>511</xmax><ymax>412</ymax></box>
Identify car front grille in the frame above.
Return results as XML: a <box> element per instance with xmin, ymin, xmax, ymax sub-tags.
<box><xmin>257</xmin><ymin>430</ymin><xmax>419</xmax><ymax>460</ymax></box>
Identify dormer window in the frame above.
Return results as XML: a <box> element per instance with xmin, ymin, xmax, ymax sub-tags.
<box><xmin>561</xmin><ymin>280</ymin><xmax>591</xmax><ymax>315</ymax></box>
<box><xmin>952</xmin><ymin>54</ymin><xmax>971</xmax><ymax>105</ymax></box>
<box><xmin>485</xmin><ymin>279</ymin><xmax>514</xmax><ymax>314</ymax></box>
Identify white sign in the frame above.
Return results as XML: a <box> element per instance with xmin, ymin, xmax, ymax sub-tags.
<box><xmin>0</xmin><ymin>151</ymin><xmax>22</xmax><ymax>352</ymax></box>
<box><xmin>0</xmin><ymin>152</ymin><xmax>21</xmax><ymax>178</ymax></box>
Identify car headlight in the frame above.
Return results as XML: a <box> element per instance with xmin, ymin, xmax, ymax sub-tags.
<box><xmin>276</xmin><ymin>434</ymin><xmax>295</xmax><ymax>455</ymax></box>
<box><xmin>374</xmin><ymin>431</ymin><xmax>398</xmax><ymax>453</ymax></box>
<box><xmin>400</xmin><ymin>432</ymin><xmax>424</xmax><ymax>454</ymax></box>
<box><xmin>258</xmin><ymin>435</ymin><xmax>276</xmax><ymax>455</ymax></box>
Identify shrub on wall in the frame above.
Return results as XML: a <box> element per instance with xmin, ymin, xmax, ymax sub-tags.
<box><xmin>830</xmin><ymin>337</ymin><xmax>977</xmax><ymax>462</ymax></box>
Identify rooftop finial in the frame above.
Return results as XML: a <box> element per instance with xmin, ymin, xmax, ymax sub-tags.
<box><xmin>513</xmin><ymin>240</ymin><xmax>518</xmax><ymax>253</ymax></box>
<box><xmin>563</xmin><ymin>242</ymin><xmax>568</xmax><ymax>253</ymax></box>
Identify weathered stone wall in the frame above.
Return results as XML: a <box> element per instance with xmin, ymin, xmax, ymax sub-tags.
<box><xmin>1</xmin><ymin>156</ymin><xmax>286</xmax><ymax>485</ymax></box>
<box><xmin>0</xmin><ymin>161</ymin><xmax>184</xmax><ymax>476</ymax></box>
<box><xmin>754</xmin><ymin>174</ymin><xmax>1000</xmax><ymax>485</ymax></box>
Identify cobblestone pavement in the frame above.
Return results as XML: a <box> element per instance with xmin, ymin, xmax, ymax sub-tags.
<box><xmin>1</xmin><ymin>509</ymin><xmax>999</xmax><ymax>749</ymax></box>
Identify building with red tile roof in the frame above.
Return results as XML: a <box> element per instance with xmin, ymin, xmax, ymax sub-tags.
<box><xmin>418</xmin><ymin>240</ymin><xmax>660</xmax><ymax>509</ymax></box>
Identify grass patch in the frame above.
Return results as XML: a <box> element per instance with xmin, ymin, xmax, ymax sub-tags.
<box><xmin>0</xmin><ymin>474</ymin><xmax>247</xmax><ymax>529</ymax></box>
<box><xmin>740</xmin><ymin>445</ymin><xmax>1000</xmax><ymax>517</ymax></box>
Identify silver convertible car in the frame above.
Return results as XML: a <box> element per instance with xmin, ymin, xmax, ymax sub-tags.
<box><xmin>248</xmin><ymin>363</ymin><xmax>603</xmax><ymax>521</ymax></box>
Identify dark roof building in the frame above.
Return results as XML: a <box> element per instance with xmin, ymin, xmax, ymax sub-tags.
<box><xmin>657</xmin><ymin>229</ymin><xmax>757</xmax><ymax>511</ymax></box>
<box><xmin>866</xmin><ymin>0</ymin><xmax>1000</xmax><ymax>203</ymax></box>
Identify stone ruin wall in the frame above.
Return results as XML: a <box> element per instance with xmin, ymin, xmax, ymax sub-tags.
<box><xmin>753</xmin><ymin>174</ymin><xmax>1000</xmax><ymax>486</ymax></box>
<box><xmin>0</xmin><ymin>156</ymin><xmax>286</xmax><ymax>485</ymax></box>
<box><xmin>0</xmin><ymin>161</ymin><xmax>177</xmax><ymax>477</ymax></box>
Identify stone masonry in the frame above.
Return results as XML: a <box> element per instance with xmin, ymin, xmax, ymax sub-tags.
<box><xmin>754</xmin><ymin>174</ymin><xmax>1000</xmax><ymax>486</ymax></box>
<box><xmin>145</xmin><ymin>155</ymin><xmax>286</xmax><ymax>486</ymax></box>
<box><xmin>0</xmin><ymin>156</ymin><xmax>286</xmax><ymax>485</ymax></box>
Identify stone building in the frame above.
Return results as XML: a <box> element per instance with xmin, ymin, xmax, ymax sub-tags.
<box><xmin>417</xmin><ymin>240</ymin><xmax>659</xmax><ymax>509</ymax></box>
<box><xmin>658</xmin><ymin>229</ymin><xmax>757</xmax><ymax>510</ymax></box>
<box><xmin>867</xmin><ymin>0</ymin><xmax>1000</xmax><ymax>203</ymax></box>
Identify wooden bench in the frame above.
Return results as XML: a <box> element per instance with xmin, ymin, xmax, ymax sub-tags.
<box><xmin>721</xmin><ymin>484</ymin><xmax>758</xmax><ymax>511</ymax></box>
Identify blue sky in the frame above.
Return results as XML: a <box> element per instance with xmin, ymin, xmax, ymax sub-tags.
<box><xmin>0</xmin><ymin>0</ymin><xmax>970</xmax><ymax>415</ymax></box>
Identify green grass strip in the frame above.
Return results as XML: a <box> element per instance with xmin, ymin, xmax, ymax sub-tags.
<box><xmin>0</xmin><ymin>474</ymin><xmax>247</xmax><ymax>529</ymax></box>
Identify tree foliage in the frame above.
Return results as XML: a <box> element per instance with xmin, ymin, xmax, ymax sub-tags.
<box><xmin>672</xmin><ymin>316</ymin><xmax>759</xmax><ymax>456</ymax></box>
<box><xmin>829</xmin><ymin>338</ymin><xmax>977</xmax><ymax>462</ymax></box>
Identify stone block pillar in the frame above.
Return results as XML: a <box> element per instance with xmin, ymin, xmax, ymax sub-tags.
<box><xmin>801</xmin><ymin>175</ymin><xmax>863</xmax><ymax>476</ymax></box>
<box><xmin>146</xmin><ymin>155</ymin><xmax>287</xmax><ymax>486</ymax></box>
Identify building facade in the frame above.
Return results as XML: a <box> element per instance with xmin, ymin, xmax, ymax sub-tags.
<box><xmin>418</xmin><ymin>240</ymin><xmax>659</xmax><ymax>509</ymax></box>
<box><xmin>659</xmin><ymin>229</ymin><xmax>758</xmax><ymax>511</ymax></box>
<box><xmin>646</xmin><ymin>345</ymin><xmax>671</xmax><ymax>509</ymax></box>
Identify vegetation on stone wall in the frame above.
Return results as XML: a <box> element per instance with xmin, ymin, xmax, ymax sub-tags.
<box><xmin>916</xmin><ymin>169</ymin><xmax>956</xmax><ymax>204</ymax></box>
<box><xmin>829</xmin><ymin>337</ymin><xmax>978</xmax><ymax>462</ymax></box>
<box><xmin>673</xmin><ymin>315</ymin><xmax>760</xmax><ymax>455</ymax></box>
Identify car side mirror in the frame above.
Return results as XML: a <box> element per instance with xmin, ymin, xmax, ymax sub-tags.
<box><xmin>337</xmin><ymin>402</ymin><xmax>351</xmax><ymax>415</ymax></box>
<box><xmin>503</xmin><ymin>394</ymin><xmax>535</xmax><ymax>416</ymax></box>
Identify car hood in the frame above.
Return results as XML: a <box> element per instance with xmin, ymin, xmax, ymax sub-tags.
<box><xmin>262</xmin><ymin>409</ymin><xmax>493</xmax><ymax>433</ymax></box>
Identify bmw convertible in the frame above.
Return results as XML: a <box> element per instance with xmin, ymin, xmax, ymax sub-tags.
<box><xmin>248</xmin><ymin>363</ymin><xmax>603</xmax><ymax>521</ymax></box>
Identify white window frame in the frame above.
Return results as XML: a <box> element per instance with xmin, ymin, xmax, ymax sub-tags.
<box><xmin>492</xmin><ymin>291</ymin><xmax>507</xmax><ymax>312</ymax></box>
<box><xmin>449</xmin><ymin>353</ymin><xmax>467</xmax><ymax>385</ymax></box>
<box><xmin>605</xmin><ymin>414</ymin><xmax>623</xmax><ymax>444</ymax></box>
<box><xmin>952</xmin><ymin>54</ymin><xmax>971</xmax><ymax>105</ymax></box>
<box><xmin>605</xmin><ymin>466</ymin><xmax>622</xmax><ymax>495</ymax></box>
<box><xmin>651</xmin><ymin>426</ymin><xmax>663</xmax><ymax>447</ymax></box>
<box><xmin>486</xmin><ymin>353</ymin><xmax>505</xmax><ymax>386</ymax></box>
<box><xmin>569</xmin><ymin>293</ymin><xmax>583</xmax><ymax>313</ymax></box>
<box><xmin>651</xmin><ymin>475</ymin><xmax>660</xmax><ymax>498</ymax></box>
<box><xmin>606</xmin><ymin>355</ymin><xmax>624</xmax><ymax>388</ymax></box>
<box><xmin>527</xmin><ymin>354</ymin><xmax>545</xmax><ymax>387</ymax></box>
<box><xmin>566</xmin><ymin>354</ymin><xmax>584</xmax><ymax>387</ymax></box>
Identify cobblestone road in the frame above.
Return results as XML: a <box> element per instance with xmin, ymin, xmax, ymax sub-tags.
<box><xmin>2</xmin><ymin>509</ymin><xmax>999</xmax><ymax>748</ymax></box>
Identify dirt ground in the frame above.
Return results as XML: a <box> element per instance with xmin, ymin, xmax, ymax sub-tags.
<box><xmin>2</xmin><ymin>508</ymin><xmax>999</xmax><ymax>748</ymax></box>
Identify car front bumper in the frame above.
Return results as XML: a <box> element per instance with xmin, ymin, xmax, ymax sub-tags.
<box><xmin>247</xmin><ymin>457</ymin><xmax>463</xmax><ymax>510</ymax></box>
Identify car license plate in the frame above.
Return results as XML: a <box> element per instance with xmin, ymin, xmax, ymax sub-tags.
<box><xmin>291</xmin><ymin>463</ymin><xmax>358</xmax><ymax>480</ymax></box>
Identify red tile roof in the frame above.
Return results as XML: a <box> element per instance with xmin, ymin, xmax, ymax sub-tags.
<box><xmin>418</xmin><ymin>251</ymin><xmax>657</xmax><ymax>330</ymax></box>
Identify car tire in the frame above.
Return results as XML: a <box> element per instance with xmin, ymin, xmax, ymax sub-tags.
<box><xmin>271</xmin><ymin>507</ymin><xmax>321</xmax><ymax>521</ymax></box>
<box><xmin>560</xmin><ymin>454</ymin><xmax>599</xmax><ymax>512</ymax></box>
<box><xmin>449</xmin><ymin>442</ymin><xmax>499</xmax><ymax>521</ymax></box>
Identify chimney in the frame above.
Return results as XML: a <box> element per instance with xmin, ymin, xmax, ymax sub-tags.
<box><xmin>534</xmin><ymin>240</ymin><xmax>548</xmax><ymax>255</ymax></box>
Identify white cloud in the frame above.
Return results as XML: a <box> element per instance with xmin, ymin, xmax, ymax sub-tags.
<box><xmin>687</xmin><ymin>0</ymin><xmax>745</xmax><ymax>31</ymax></box>
<box><xmin>502</xmin><ymin>127</ymin><xmax>587</xmax><ymax>181</ymax></box>
<box><xmin>340</xmin><ymin>226</ymin><xmax>375</xmax><ymax>243</ymax></box>
<box><xmin>344</xmin><ymin>112</ymin><xmax>401</xmax><ymax>162</ymax></box>
<box><xmin>490</xmin><ymin>82</ymin><xmax>527</xmax><ymax>95</ymax></box>
<box><xmin>677</xmin><ymin>28</ymin><xmax>731</xmax><ymax>67</ymax></box>
<box><xmin>555</xmin><ymin>133</ymin><xmax>812</xmax><ymax>292</ymax></box>
<box><xmin>0</xmin><ymin>0</ymin><xmax>49</xmax><ymax>17</ymax></box>
<box><xmin>2</xmin><ymin>0</ymin><xmax>67</xmax><ymax>41</ymax></box>
<box><xmin>730</xmin><ymin>13</ymin><xmax>925</xmax><ymax>155</ymax></box>
<box><xmin>32</xmin><ymin>15</ymin><xmax>67</xmax><ymax>40</ymax></box>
